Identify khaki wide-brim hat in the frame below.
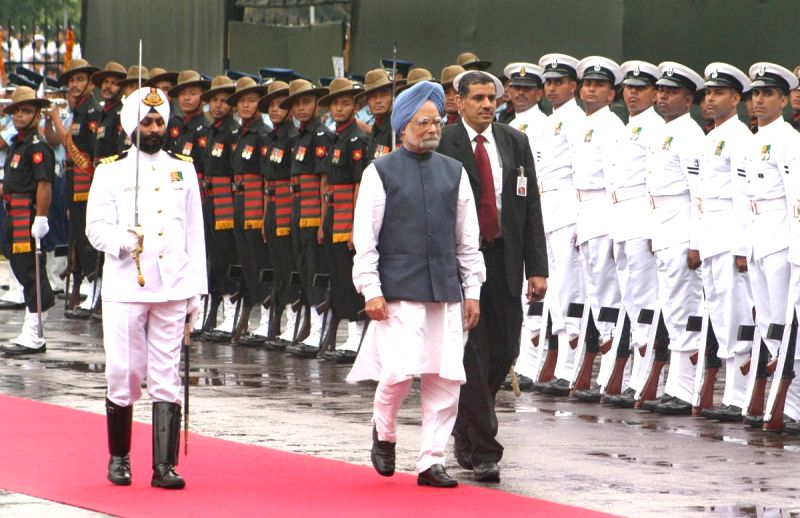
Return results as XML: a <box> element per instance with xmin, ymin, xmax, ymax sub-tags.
<box><xmin>257</xmin><ymin>81</ymin><xmax>290</xmax><ymax>112</ymax></box>
<box><xmin>90</xmin><ymin>61</ymin><xmax>127</xmax><ymax>88</ymax></box>
<box><xmin>355</xmin><ymin>68</ymin><xmax>398</xmax><ymax>99</ymax></box>
<box><xmin>147</xmin><ymin>67</ymin><xmax>179</xmax><ymax>87</ymax></box>
<box><xmin>4</xmin><ymin>86</ymin><xmax>50</xmax><ymax>114</ymax></box>
<box><xmin>167</xmin><ymin>70</ymin><xmax>211</xmax><ymax>97</ymax></box>
<box><xmin>201</xmin><ymin>75</ymin><xmax>236</xmax><ymax>102</ymax></box>
<box><xmin>58</xmin><ymin>58</ymin><xmax>100</xmax><ymax>86</ymax></box>
<box><xmin>397</xmin><ymin>68</ymin><xmax>438</xmax><ymax>94</ymax></box>
<box><xmin>440</xmin><ymin>65</ymin><xmax>465</xmax><ymax>88</ymax></box>
<box><xmin>457</xmin><ymin>52</ymin><xmax>492</xmax><ymax>71</ymax></box>
<box><xmin>318</xmin><ymin>78</ymin><xmax>364</xmax><ymax>106</ymax></box>
<box><xmin>278</xmin><ymin>79</ymin><xmax>328</xmax><ymax>109</ymax></box>
<box><xmin>119</xmin><ymin>65</ymin><xmax>151</xmax><ymax>88</ymax></box>
<box><xmin>226</xmin><ymin>77</ymin><xmax>267</xmax><ymax>106</ymax></box>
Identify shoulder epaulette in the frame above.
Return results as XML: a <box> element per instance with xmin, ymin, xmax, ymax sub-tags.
<box><xmin>167</xmin><ymin>150</ymin><xmax>194</xmax><ymax>163</ymax></box>
<box><xmin>100</xmin><ymin>151</ymin><xmax>127</xmax><ymax>165</ymax></box>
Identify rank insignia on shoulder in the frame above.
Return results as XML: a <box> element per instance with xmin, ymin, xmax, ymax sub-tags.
<box><xmin>170</xmin><ymin>170</ymin><xmax>184</xmax><ymax>182</ymax></box>
<box><xmin>32</xmin><ymin>152</ymin><xmax>43</xmax><ymax>164</ymax></box>
<box><xmin>167</xmin><ymin>150</ymin><xmax>193</xmax><ymax>163</ymax></box>
<box><xmin>102</xmin><ymin>151</ymin><xmax>127</xmax><ymax>165</ymax></box>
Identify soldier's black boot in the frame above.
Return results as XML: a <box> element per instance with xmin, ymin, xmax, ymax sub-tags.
<box><xmin>151</xmin><ymin>402</ymin><xmax>185</xmax><ymax>489</ymax></box>
<box><xmin>106</xmin><ymin>398</ymin><xmax>132</xmax><ymax>486</ymax></box>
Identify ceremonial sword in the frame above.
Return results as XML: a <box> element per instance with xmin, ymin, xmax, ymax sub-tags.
<box><xmin>131</xmin><ymin>39</ymin><xmax>145</xmax><ymax>287</ymax></box>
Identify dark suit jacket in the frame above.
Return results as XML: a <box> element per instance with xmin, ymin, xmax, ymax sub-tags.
<box><xmin>438</xmin><ymin>121</ymin><xmax>548</xmax><ymax>297</ymax></box>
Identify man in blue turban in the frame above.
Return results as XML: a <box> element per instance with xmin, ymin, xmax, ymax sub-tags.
<box><xmin>347</xmin><ymin>80</ymin><xmax>485</xmax><ymax>488</ymax></box>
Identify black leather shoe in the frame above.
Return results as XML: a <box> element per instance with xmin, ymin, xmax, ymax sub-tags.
<box><xmin>65</xmin><ymin>307</ymin><xmax>92</xmax><ymax>320</ymax></box>
<box><xmin>701</xmin><ymin>404</ymin><xmax>743</xmax><ymax>422</ymax></box>
<box><xmin>238</xmin><ymin>334</ymin><xmax>266</xmax><ymax>347</ymax></box>
<box><xmin>1</xmin><ymin>343</ymin><xmax>46</xmax><ymax>356</ymax></box>
<box><xmin>417</xmin><ymin>464</ymin><xmax>458</xmax><ymax>488</ymax></box>
<box><xmin>334</xmin><ymin>349</ymin><xmax>357</xmax><ymax>364</ymax></box>
<box><xmin>602</xmin><ymin>387</ymin><xmax>637</xmax><ymax>408</ymax></box>
<box><xmin>318</xmin><ymin>349</ymin><xmax>336</xmax><ymax>361</ymax></box>
<box><xmin>452</xmin><ymin>429</ymin><xmax>473</xmax><ymax>470</ymax></box>
<box><xmin>151</xmin><ymin>464</ymin><xmax>185</xmax><ymax>489</ymax></box>
<box><xmin>264</xmin><ymin>339</ymin><xmax>290</xmax><ymax>351</ymax></box>
<box><xmin>653</xmin><ymin>397</ymin><xmax>692</xmax><ymax>416</ymax></box>
<box><xmin>210</xmin><ymin>330</ymin><xmax>234</xmax><ymax>343</ymax></box>
<box><xmin>743</xmin><ymin>414</ymin><xmax>764</xmax><ymax>428</ymax></box>
<box><xmin>516</xmin><ymin>374</ymin><xmax>533</xmax><ymax>391</ymax></box>
<box><xmin>784</xmin><ymin>417</ymin><xmax>800</xmax><ymax>434</ymax></box>
<box><xmin>572</xmin><ymin>384</ymin><xmax>602</xmax><ymax>403</ymax></box>
<box><xmin>371</xmin><ymin>427</ymin><xmax>395</xmax><ymax>477</ymax></box>
<box><xmin>108</xmin><ymin>455</ymin><xmax>131</xmax><ymax>486</ymax></box>
<box><xmin>473</xmin><ymin>461</ymin><xmax>500</xmax><ymax>483</ymax></box>
<box><xmin>540</xmin><ymin>378</ymin><xmax>571</xmax><ymax>396</ymax></box>
<box><xmin>286</xmin><ymin>343</ymin><xmax>319</xmax><ymax>358</ymax></box>
<box><xmin>0</xmin><ymin>300</ymin><xmax>25</xmax><ymax>310</ymax></box>
<box><xmin>641</xmin><ymin>394</ymin><xmax>676</xmax><ymax>412</ymax></box>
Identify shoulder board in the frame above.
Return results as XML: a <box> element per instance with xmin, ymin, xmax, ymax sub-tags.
<box><xmin>100</xmin><ymin>151</ymin><xmax>127</xmax><ymax>165</ymax></box>
<box><xmin>350</xmin><ymin>136</ymin><xmax>359</xmax><ymax>142</ymax></box>
<box><xmin>232</xmin><ymin>129</ymin><xmax>239</xmax><ymax>134</ymax></box>
<box><xmin>317</xmin><ymin>131</ymin><xmax>326</xmax><ymax>136</ymax></box>
<box><xmin>167</xmin><ymin>150</ymin><xmax>194</xmax><ymax>163</ymax></box>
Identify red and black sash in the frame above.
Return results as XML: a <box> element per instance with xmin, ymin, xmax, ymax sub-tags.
<box><xmin>209</xmin><ymin>176</ymin><xmax>234</xmax><ymax>230</ymax></box>
<box><xmin>7</xmin><ymin>194</ymin><xmax>32</xmax><ymax>254</ymax></box>
<box><xmin>293</xmin><ymin>173</ymin><xmax>321</xmax><ymax>228</ymax></box>
<box><xmin>234</xmin><ymin>173</ymin><xmax>264</xmax><ymax>229</ymax></box>
<box><xmin>269</xmin><ymin>179</ymin><xmax>292</xmax><ymax>237</ymax></box>
<box><xmin>330</xmin><ymin>184</ymin><xmax>355</xmax><ymax>243</ymax></box>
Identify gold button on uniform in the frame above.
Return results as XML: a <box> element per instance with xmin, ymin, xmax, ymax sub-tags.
<box><xmin>155</xmin><ymin>186</ymin><xmax>160</xmax><ymax>192</ymax></box>
<box><xmin>159</xmin><ymin>253</ymin><xmax>163</xmax><ymax>259</ymax></box>
<box><xmin>158</xmin><ymin>231</ymin><xmax>163</xmax><ymax>236</ymax></box>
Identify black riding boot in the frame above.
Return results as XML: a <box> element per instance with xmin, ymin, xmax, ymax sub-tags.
<box><xmin>106</xmin><ymin>398</ymin><xmax>133</xmax><ymax>486</ymax></box>
<box><xmin>151</xmin><ymin>402</ymin><xmax>185</xmax><ymax>489</ymax></box>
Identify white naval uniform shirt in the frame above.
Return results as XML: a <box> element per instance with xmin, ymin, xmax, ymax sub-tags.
<box><xmin>645</xmin><ymin>112</ymin><xmax>704</xmax><ymax>251</ymax></box>
<box><xmin>608</xmin><ymin>106</ymin><xmax>664</xmax><ymax>242</ymax></box>
<box><xmin>570</xmin><ymin>105</ymin><xmax>624</xmax><ymax>244</ymax></box>
<box><xmin>535</xmin><ymin>98</ymin><xmax>584</xmax><ymax>233</ymax></box>
<box><xmin>693</xmin><ymin>115</ymin><xmax>753</xmax><ymax>260</ymax></box>
<box><xmin>742</xmin><ymin>117</ymin><xmax>799</xmax><ymax>261</ymax></box>
<box><xmin>509</xmin><ymin>104</ymin><xmax>547</xmax><ymax>164</ymax></box>
<box><xmin>86</xmin><ymin>149</ymin><xmax>208</xmax><ymax>302</ymax></box>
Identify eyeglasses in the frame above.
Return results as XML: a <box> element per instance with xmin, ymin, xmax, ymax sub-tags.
<box><xmin>410</xmin><ymin>117</ymin><xmax>443</xmax><ymax>129</ymax></box>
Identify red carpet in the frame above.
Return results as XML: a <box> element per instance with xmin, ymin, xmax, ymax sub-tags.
<box><xmin>0</xmin><ymin>395</ymin><xmax>614</xmax><ymax>517</ymax></box>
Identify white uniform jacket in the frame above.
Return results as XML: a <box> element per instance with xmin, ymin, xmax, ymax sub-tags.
<box><xmin>645</xmin><ymin>112</ymin><xmax>704</xmax><ymax>251</ymax></box>
<box><xmin>86</xmin><ymin>149</ymin><xmax>208</xmax><ymax>302</ymax></box>
<box><xmin>692</xmin><ymin>115</ymin><xmax>753</xmax><ymax>260</ymax></box>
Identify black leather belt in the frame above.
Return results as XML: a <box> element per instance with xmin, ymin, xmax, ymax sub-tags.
<box><xmin>479</xmin><ymin>237</ymin><xmax>504</xmax><ymax>250</ymax></box>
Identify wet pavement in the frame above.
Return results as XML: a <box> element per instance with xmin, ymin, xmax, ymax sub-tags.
<box><xmin>0</xmin><ymin>289</ymin><xmax>798</xmax><ymax>517</ymax></box>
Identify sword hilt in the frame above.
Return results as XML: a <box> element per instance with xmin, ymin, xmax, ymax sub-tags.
<box><xmin>130</xmin><ymin>227</ymin><xmax>145</xmax><ymax>287</ymax></box>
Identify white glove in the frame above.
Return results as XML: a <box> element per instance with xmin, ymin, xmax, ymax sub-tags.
<box><xmin>186</xmin><ymin>295</ymin><xmax>202</xmax><ymax>329</ymax></box>
<box><xmin>30</xmin><ymin>216</ymin><xmax>49</xmax><ymax>240</ymax></box>
<box><xmin>120</xmin><ymin>229</ymin><xmax>142</xmax><ymax>253</ymax></box>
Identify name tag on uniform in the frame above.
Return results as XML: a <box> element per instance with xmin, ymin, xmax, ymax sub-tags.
<box><xmin>516</xmin><ymin>167</ymin><xmax>527</xmax><ymax>197</ymax></box>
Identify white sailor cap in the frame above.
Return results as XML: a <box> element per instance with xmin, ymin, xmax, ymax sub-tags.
<box><xmin>620</xmin><ymin>60</ymin><xmax>659</xmax><ymax>87</ymax></box>
<box><xmin>538</xmin><ymin>53</ymin><xmax>579</xmax><ymax>80</ymax></box>
<box><xmin>503</xmin><ymin>63</ymin><xmax>544</xmax><ymax>88</ymax></box>
<box><xmin>452</xmin><ymin>70</ymin><xmax>505</xmax><ymax>99</ymax></box>
<box><xmin>656</xmin><ymin>62</ymin><xmax>704</xmax><ymax>92</ymax></box>
<box><xmin>748</xmin><ymin>62</ymin><xmax>799</xmax><ymax>93</ymax></box>
<box><xmin>704</xmin><ymin>62</ymin><xmax>750</xmax><ymax>93</ymax></box>
<box><xmin>577</xmin><ymin>56</ymin><xmax>622</xmax><ymax>85</ymax></box>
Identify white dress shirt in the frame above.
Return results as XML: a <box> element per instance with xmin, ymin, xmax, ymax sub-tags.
<box><xmin>462</xmin><ymin>120</ymin><xmax>502</xmax><ymax>217</ymax></box>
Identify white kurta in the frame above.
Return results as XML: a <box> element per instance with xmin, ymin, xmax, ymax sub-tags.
<box><xmin>347</xmin><ymin>162</ymin><xmax>485</xmax><ymax>385</ymax></box>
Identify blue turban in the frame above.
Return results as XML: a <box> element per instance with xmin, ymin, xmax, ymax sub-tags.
<box><xmin>390</xmin><ymin>81</ymin><xmax>444</xmax><ymax>133</ymax></box>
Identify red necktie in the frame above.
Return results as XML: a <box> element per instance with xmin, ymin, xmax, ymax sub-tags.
<box><xmin>473</xmin><ymin>134</ymin><xmax>500</xmax><ymax>240</ymax></box>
